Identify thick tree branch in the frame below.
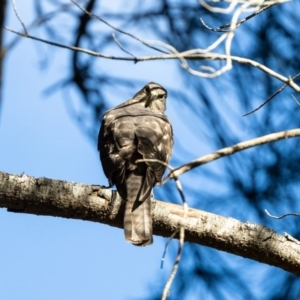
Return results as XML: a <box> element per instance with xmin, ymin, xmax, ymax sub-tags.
<box><xmin>1</xmin><ymin>171</ymin><xmax>299</xmax><ymax>275</ymax></box>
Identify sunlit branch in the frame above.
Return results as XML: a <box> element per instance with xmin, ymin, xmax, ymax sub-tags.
<box><xmin>265</xmin><ymin>209</ymin><xmax>300</xmax><ymax>219</ymax></box>
<box><xmin>200</xmin><ymin>2</ymin><xmax>280</xmax><ymax>32</ymax></box>
<box><xmin>199</xmin><ymin>0</ymin><xmax>289</xmax><ymax>15</ymax></box>
<box><xmin>199</xmin><ymin>0</ymin><xmax>239</xmax><ymax>14</ymax></box>
<box><xmin>168</xmin><ymin>128</ymin><xmax>300</xmax><ymax>179</ymax></box>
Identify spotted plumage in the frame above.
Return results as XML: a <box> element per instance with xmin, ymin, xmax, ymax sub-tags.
<box><xmin>98</xmin><ymin>82</ymin><xmax>173</xmax><ymax>246</ymax></box>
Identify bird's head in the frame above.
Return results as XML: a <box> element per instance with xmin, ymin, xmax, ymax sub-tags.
<box><xmin>144</xmin><ymin>82</ymin><xmax>168</xmax><ymax>113</ymax></box>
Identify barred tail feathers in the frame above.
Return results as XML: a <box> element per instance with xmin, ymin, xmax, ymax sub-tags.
<box><xmin>123</xmin><ymin>172</ymin><xmax>153</xmax><ymax>246</ymax></box>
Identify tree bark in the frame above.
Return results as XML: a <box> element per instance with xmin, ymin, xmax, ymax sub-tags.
<box><xmin>0</xmin><ymin>171</ymin><xmax>299</xmax><ymax>275</ymax></box>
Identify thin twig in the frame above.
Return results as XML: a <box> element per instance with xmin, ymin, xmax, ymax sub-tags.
<box><xmin>265</xmin><ymin>209</ymin><xmax>300</xmax><ymax>219</ymax></box>
<box><xmin>11</xmin><ymin>0</ymin><xmax>27</xmax><ymax>35</ymax></box>
<box><xmin>217</xmin><ymin>4</ymin><xmax>275</xmax><ymax>31</ymax></box>
<box><xmin>161</xmin><ymin>229</ymin><xmax>179</xmax><ymax>269</ymax></box>
<box><xmin>201</xmin><ymin>4</ymin><xmax>276</xmax><ymax>33</ymax></box>
<box><xmin>168</xmin><ymin>128</ymin><xmax>300</xmax><ymax>179</ymax></box>
<box><xmin>291</xmin><ymin>94</ymin><xmax>300</xmax><ymax>106</ymax></box>
<box><xmin>3</xmin><ymin>26</ymin><xmax>131</xmax><ymax>59</ymax></box>
<box><xmin>135</xmin><ymin>158</ymin><xmax>174</xmax><ymax>172</ymax></box>
<box><xmin>71</xmin><ymin>0</ymin><xmax>168</xmax><ymax>55</ymax></box>
<box><xmin>244</xmin><ymin>72</ymin><xmax>300</xmax><ymax>116</ymax></box>
<box><xmin>161</xmin><ymin>178</ymin><xmax>187</xmax><ymax>300</ymax></box>
<box><xmin>6</xmin><ymin>5</ymin><xmax>73</xmax><ymax>51</ymax></box>
<box><xmin>112</xmin><ymin>33</ymin><xmax>136</xmax><ymax>59</ymax></box>
<box><xmin>161</xmin><ymin>230</ymin><xmax>182</xmax><ymax>300</ymax></box>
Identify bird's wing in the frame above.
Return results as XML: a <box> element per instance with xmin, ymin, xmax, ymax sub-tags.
<box><xmin>135</xmin><ymin>113</ymin><xmax>173</xmax><ymax>184</ymax></box>
<box><xmin>98</xmin><ymin>109</ymin><xmax>136</xmax><ymax>188</ymax></box>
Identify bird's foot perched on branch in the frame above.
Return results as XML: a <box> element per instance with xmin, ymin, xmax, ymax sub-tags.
<box><xmin>95</xmin><ymin>187</ymin><xmax>123</xmax><ymax>220</ymax></box>
<box><xmin>94</xmin><ymin>185</ymin><xmax>113</xmax><ymax>202</ymax></box>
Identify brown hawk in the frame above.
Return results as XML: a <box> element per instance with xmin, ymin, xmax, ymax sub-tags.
<box><xmin>98</xmin><ymin>82</ymin><xmax>173</xmax><ymax>246</ymax></box>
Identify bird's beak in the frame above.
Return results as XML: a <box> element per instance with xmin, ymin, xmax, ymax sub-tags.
<box><xmin>145</xmin><ymin>93</ymin><xmax>155</xmax><ymax>107</ymax></box>
<box><xmin>149</xmin><ymin>93</ymin><xmax>155</xmax><ymax>101</ymax></box>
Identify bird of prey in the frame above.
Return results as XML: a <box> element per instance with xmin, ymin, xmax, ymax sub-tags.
<box><xmin>98</xmin><ymin>82</ymin><xmax>173</xmax><ymax>246</ymax></box>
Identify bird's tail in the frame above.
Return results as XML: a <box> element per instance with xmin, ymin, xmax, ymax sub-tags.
<box><xmin>124</xmin><ymin>172</ymin><xmax>153</xmax><ymax>246</ymax></box>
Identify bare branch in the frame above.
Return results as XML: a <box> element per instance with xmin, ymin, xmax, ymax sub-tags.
<box><xmin>199</xmin><ymin>0</ymin><xmax>239</xmax><ymax>14</ymax></box>
<box><xmin>11</xmin><ymin>0</ymin><xmax>27</xmax><ymax>35</ymax></box>
<box><xmin>4</xmin><ymin>26</ymin><xmax>125</xmax><ymax>58</ymax></box>
<box><xmin>201</xmin><ymin>3</ymin><xmax>276</xmax><ymax>32</ymax></box>
<box><xmin>185</xmin><ymin>52</ymin><xmax>300</xmax><ymax>90</ymax></box>
<box><xmin>6</xmin><ymin>4</ymin><xmax>75</xmax><ymax>51</ymax></box>
<box><xmin>112</xmin><ymin>33</ymin><xmax>136</xmax><ymax>59</ymax></box>
<box><xmin>292</xmin><ymin>94</ymin><xmax>300</xmax><ymax>106</ymax></box>
<box><xmin>168</xmin><ymin>128</ymin><xmax>300</xmax><ymax>179</ymax></box>
<box><xmin>265</xmin><ymin>209</ymin><xmax>300</xmax><ymax>219</ymax></box>
<box><xmin>199</xmin><ymin>0</ymin><xmax>289</xmax><ymax>15</ymax></box>
<box><xmin>244</xmin><ymin>72</ymin><xmax>300</xmax><ymax>116</ymax></box>
<box><xmin>161</xmin><ymin>229</ymin><xmax>178</xmax><ymax>269</ymax></box>
<box><xmin>1</xmin><ymin>171</ymin><xmax>300</xmax><ymax>275</ymax></box>
<box><xmin>71</xmin><ymin>0</ymin><xmax>168</xmax><ymax>55</ymax></box>
<box><xmin>219</xmin><ymin>3</ymin><xmax>276</xmax><ymax>30</ymax></box>
<box><xmin>198</xmin><ymin>0</ymin><xmax>288</xmax><ymax>77</ymax></box>
<box><xmin>3</xmin><ymin>27</ymin><xmax>300</xmax><ymax>91</ymax></box>
<box><xmin>135</xmin><ymin>158</ymin><xmax>174</xmax><ymax>172</ymax></box>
